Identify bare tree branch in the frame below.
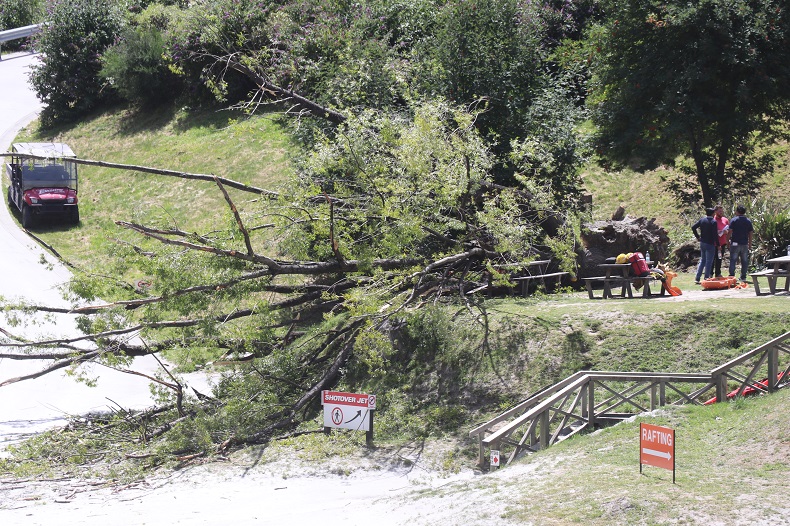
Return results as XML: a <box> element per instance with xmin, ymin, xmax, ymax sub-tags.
<box><xmin>0</xmin><ymin>351</ymin><xmax>100</xmax><ymax>387</ymax></box>
<box><xmin>214</xmin><ymin>175</ymin><xmax>255</xmax><ymax>257</ymax></box>
<box><xmin>0</xmin><ymin>152</ymin><xmax>279</xmax><ymax>197</ymax></box>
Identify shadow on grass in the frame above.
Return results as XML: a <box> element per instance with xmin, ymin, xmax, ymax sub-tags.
<box><xmin>35</xmin><ymin>101</ymin><xmax>286</xmax><ymax>141</ymax></box>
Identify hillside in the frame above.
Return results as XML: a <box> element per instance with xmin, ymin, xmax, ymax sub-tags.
<box><xmin>10</xmin><ymin>103</ymin><xmax>789</xmax><ymax>448</ymax></box>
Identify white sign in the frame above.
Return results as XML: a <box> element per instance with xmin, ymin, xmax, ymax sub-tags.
<box><xmin>490</xmin><ymin>450</ymin><xmax>500</xmax><ymax>467</ymax></box>
<box><xmin>322</xmin><ymin>390</ymin><xmax>374</xmax><ymax>431</ymax></box>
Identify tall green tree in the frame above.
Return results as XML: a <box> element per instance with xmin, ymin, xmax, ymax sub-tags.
<box><xmin>589</xmin><ymin>0</ymin><xmax>790</xmax><ymax>206</ymax></box>
<box><xmin>0</xmin><ymin>0</ymin><xmax>44</xmax><ymax>31</ymax></box>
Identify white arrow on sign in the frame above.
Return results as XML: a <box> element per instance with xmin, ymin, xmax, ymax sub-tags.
<box><xmin>642</xmin><ymin>447</ymin><xmax>671</xmax><ymax>460</ymax></box>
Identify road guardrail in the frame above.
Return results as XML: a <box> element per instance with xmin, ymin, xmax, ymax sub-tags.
<box><xmin>0</xmin><ymin>24</ymin><xmax>41</xmax><ymax>59</ymax></box>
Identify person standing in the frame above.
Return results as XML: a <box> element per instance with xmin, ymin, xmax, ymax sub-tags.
<box><xmin>728</xmin><ymin>205</ymin><xmax>754</xmax><ymax>282</ymax></box>
<box><xmin>692</xmin><ymin>207</ymin><xmax>719</xmax><ymax>284</ymax></box>
<box><xmin>713</xmin><ymin>205</ymin><xmax>729</xmax><ymax>278</ymax></box>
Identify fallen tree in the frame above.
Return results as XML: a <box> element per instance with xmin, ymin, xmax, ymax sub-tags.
<box><xmin>0</xmin><ymin>100</ymin><xmax>580</xmax><ymax>454</ymax></box>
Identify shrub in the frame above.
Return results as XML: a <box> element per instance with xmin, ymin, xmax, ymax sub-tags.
<box><xmin>0</xmin><ymin>0</ymin><xmax>43</xmax><ymax>30</ymax></box>
<box><xmin>752</xmin><ymin>201</ymin><xmax>790</xmax><ymax>265</ymax></box>
<box><xmin>29</xmin><ymin>0</ymin><xmax>124</xmax><ymax>126</ymax></box>
<box><xmin>100</xmin><ymin>25</ymin><xmax>183</xmax><ymax>105</ymax></box>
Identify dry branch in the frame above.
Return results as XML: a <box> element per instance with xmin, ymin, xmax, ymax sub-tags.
<box><xmin>0</xmin><ymin>351</ymin><xmax>100</xmax><ymax>387</ymax></box>
<box><xmin>0</xmin><ymin>152</ymin><xmax>279</xmax><ymax>197</ymax></box>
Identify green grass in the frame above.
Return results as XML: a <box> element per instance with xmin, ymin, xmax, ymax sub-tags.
<box><xmin>497</xmin><ymin>389</ymin><xmax>790</xmax><ymax>524</ymax></box>
<box><xmin>13</xmin><ymin>104</ymin><xmax>294</xmax><ymax>269</ymax></box>
<box><xmin>581</xmin><ymin>140</ymin><xmax>790</xmax><ymax>243</ymax></box>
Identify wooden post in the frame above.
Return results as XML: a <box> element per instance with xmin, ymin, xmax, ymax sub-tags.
<box><xmin>581</xmin><ymin>387</ymin><xmax>588</xmax><ymax>420</ymax></box>
<box><xmin>366</xmin><ymin>410</ymin><xmax>374</xmax><ymax>446</ymax></box>
<box><xmin>767</xmin><ymin>348</ymin><xmax>778</xmax><ymax>392</ymax></box>
<box><xmin>539</xmin><ymin>410</ymin><xmax>549</xmax><ymax>449</ymax></box>
<box><xmin>587</xmin><ymin>380</ymin><xmax>595</xmax><ymax>429</ymax></box>
<box><xmin>714</xmin><ymin>373</ymin><xmax>726</xmax><ymax>404</ymax></box>
<box><xmin>650</xmin><ymin>383</ymin><xmax>657</xmax><ymax>410</ymax></box>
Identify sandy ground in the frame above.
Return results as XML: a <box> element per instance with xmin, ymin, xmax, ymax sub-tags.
<box><xmin>0</xmin><ymin>446</ymin><xmax>542</xmax><ymax>526</ymax></box>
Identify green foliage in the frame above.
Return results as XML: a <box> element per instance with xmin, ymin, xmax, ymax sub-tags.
<box><xmin>509</xmin><ymin>83</ymin><xmax>591</xmax><ymax>207</ymax></box>
<box><xmin>29</xmin><ymin>0</ymin><xmax>124</xmax><ymax>126</ymax></box>
<box><xmin>751</xmin><ymin>200</ymin><xmax>790</xmax><ymax>263</ymax></box>
<box><xmin>589</xmin><ymin>0</ymin><xmax>790</xmax><ymax>207</ymax></box>
<box><xmin>283</xmin><ymin>99</ymin><xmax>577</xmax><ymax>271</ymax></box>
<box><xmin>411</xmin><ymin>0</ymin><xmax>546</xmax><ymax>161</ymax></box>
<box><xmin>100</xmin><ymin>5</ymin><xmax>184</xmax><ymax>105</ymax></box>
<box><xmin>0</xmin><ymin>0</ymin><xmax>43</xmax><ymax>31</ymax></box>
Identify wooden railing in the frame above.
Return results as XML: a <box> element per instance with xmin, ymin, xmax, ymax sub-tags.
<box><xmin>470</xmin><ymin>330</ymin><xmax>790</xmax><ymax>468</ymax></box>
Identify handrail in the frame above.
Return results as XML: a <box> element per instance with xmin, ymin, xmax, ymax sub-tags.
<box><xmin>710</xmin><ymin>331</ymin><xmax>790</xmax><ymax>375</ymax></box>
<box><xmin>0</xmin><ymin>23</ymin><xmax>42</xmax><ymax>59</ymax></box>
<box><xmin>0</xmin><ymin>24</ymin><xmax>41</xmax><ymax>43</ymax></box>
<box><xmin>471</xmin><ymin>330</ymin><xmax>790</xmax><ymax>468</ymax></box>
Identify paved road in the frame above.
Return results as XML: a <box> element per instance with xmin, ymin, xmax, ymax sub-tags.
<box><xmin>0</xmin><ymin>52</ymin><xmax>175</xmax><ymax>450</ymax></box>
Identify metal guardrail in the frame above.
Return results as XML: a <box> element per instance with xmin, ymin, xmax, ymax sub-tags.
<box><xmin>0</xmin><ymin>24</ymin><xmax>41</xmax><ymax>59</ymax></box>
<box><xmin>470</xmin><ymin>330</ymin><xmax>790</xmax><ymax>468</ymax></box>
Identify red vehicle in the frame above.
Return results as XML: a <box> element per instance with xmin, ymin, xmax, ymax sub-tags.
<box><xmin>5</xmin><ymin>143</ymin><xmax>79</xmax><ymax>228</ymax></box>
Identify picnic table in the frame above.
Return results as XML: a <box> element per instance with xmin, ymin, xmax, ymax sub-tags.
<box><xmin>751</xmin><ymin>255</ymin><xmax>790</xmax><ymax>296</ymax></box>
<box><xmin>582</xmin><ymin>262</ymin><xmax>666</xmax><ymax>299</ymax></box>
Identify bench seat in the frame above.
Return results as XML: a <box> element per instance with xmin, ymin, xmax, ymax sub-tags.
<box><xmin>583</xmin><ymin>275</ymin><xmax>665</xmax><ymax>299</ymax></box>
<box><xmin>750</xmin><ymin>270</ymin><xmax>790</xmax><ymax>295</ymax></box>
<box><xmin>511</xmin><ymin>272</ymin><xmax>569</xmax><ymax>296</ymax></box>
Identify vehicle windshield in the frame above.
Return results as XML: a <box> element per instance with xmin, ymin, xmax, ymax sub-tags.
<box><xmin>20</xmin><ymin>162</ymin><xmax>77</xmax><ymax>184</ymax></box>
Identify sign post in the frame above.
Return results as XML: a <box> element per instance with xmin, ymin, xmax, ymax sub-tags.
<box><xmin>321</xmin><ymin>390</ymin><xmax>376</xmax><ymax>445</ymax></box>
<box><xmin>490</xmin><ymin>450</ymin><xmax>500</xmax><ymax>469</ymax></box>
<box><xmin>639</xmin><ymin>423</ymin><xmax>675</xmax><ymax>483</ymax></box>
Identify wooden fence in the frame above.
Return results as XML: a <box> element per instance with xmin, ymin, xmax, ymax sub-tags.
<box><xmin>470</xmin><ymin>330</ymin><xmax>790</xmax><ymax>468</ymax></box>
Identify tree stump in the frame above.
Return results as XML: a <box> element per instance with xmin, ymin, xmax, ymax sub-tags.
<box><xmin>579</xmin><ymin>215</ymin><xmax>670</xmax><ymax>278</ymax></box>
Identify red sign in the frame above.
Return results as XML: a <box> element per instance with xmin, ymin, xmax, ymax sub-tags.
<box><xmin>640</xmin><ymin>423</ymin><xmax>675</xmax><ymax>471</ymax></box>
<box><xmin>321</xmin><ymin>390</ymin><xmax>376</xmax><ymax>409</ymax></box>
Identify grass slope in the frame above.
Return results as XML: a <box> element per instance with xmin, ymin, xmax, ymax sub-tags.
<box><xmin>14</xmin><ymin>105</ymin><xmax>294</xmax><ymax>268</ymax></box>
<box><xmin>441</xmin><ymin>389</ymin><xmax>790</xmax><ymax>525</ymax></box>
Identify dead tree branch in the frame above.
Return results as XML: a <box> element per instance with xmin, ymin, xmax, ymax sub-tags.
<box><xmin>214</xmin><ymin>175</ymin><xmax>255</xmax><ymax>256</ymax></box>
<box><xmin>0</xmin><ymin>152</ymin><xmax>279</xmax><ymax>197</ymax></box>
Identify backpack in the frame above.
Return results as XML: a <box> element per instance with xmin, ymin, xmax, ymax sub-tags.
<box><xmin>629</xmin><ymin>252</ymin><xmax>650</xmax><ymax>277</ymax></box>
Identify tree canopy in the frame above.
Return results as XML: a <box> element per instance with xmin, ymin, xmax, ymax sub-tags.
<box><xmin>588</xmin><ymin>0</ymin><xmax>790</xmax><ymax>206</ymax></box>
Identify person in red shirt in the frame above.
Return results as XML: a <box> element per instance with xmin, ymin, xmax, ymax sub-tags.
<box><xmin>713</xmin><ymin>205</ymin><xmax>729</xmax><ymax>278</ymax></box>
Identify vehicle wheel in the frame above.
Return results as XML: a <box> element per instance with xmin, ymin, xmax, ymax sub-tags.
<box><xmin>21</xmin><ymin>204</ymin><xmax>33</xmax><ymax>229</ymax></box>
<box><xmin>71</xmin><ymin>206</ymin><xmax>80</xmax><ymax>225</ymax></box>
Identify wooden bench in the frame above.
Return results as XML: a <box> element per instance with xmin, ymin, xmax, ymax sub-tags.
<box><xmin>583</xmin><ymin>276</ymin><xmax>666</xmax><ymax>299</ymax></box>
<box><xmin>466</xmin><ymin>261</ymin><xmax>568</xmax><ymax>297</ymax></box>
<box><xmin>751</xmin><ymin>269</ymin><xmax>790</xmax><ymax>296</ymax></box>
<box><xmin>512</xmin><ymin>272</ymin><xmax>569</xmax><ymax>297</ymax></box>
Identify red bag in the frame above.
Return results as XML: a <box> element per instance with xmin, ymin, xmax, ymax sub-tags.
<box><xmin>629</xmin><ymin>252</ymin><xmax>650</xmax><ymax>277</ymax></box>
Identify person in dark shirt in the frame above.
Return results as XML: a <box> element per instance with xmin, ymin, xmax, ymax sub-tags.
<box><xmin>728</xmin><ymin>205</ymin><xmax>754</xmax><ymax>282</ymax></box>
<box><xmin>691</xmin><ymin>207</ymin><xmax>718</xmax><ymax>284</ymax></box>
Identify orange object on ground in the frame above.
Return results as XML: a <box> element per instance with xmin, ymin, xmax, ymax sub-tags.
<box><xmin>661</xmin><ymin>267</ymin><xmax>682</xmax><ymax>296</ymax></box>
<box><xmin>701</xmin><ymin>276</ymin><xmax>737</xmax><ymax>289</ymax></box>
